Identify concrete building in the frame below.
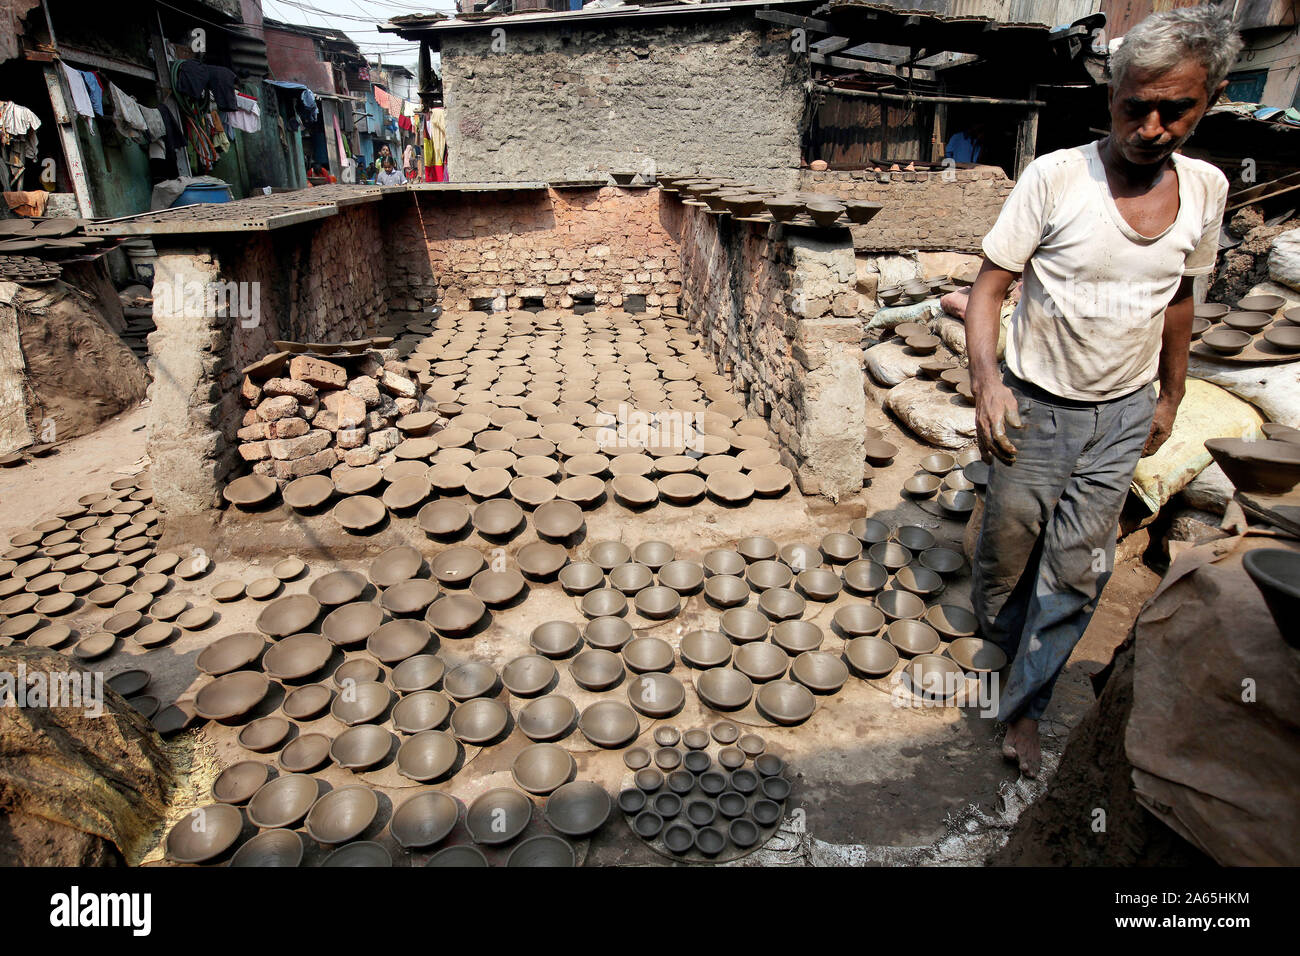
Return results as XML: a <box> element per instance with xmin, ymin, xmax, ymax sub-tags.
<box><xmin>384</xmin><ymin>0</ymin><xmax>1108</xmax><ymax>191</ymax></box>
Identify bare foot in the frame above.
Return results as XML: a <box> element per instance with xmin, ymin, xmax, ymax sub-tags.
<box><xmin>1000</xmin><ymin>725</ymin><xmax>1019</xmax><ymax>762</ymax></box>
<box><xmin>1010</xmin><ymin>716</ymin><xmax>1041</xmax><ymax>778</ymax></box>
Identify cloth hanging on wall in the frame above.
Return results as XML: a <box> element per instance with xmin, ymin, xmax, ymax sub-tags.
<box><xmin>59</xmin><ymin>62</ymin><xmax>94</xmax><ymax>118</ymax></box>
<box><xmin>175</xmin><ymin>61</ymin><xmax>239</xmax><ymax>111</ymax></box>
<box><xmin>108</xmin><ymin>82</ymin><xmax>148</xmax><ymax>143</ymax></box>
<box><xmin>222</xmin><ymin>92</ymin><xmax>261</xmax><ymax>134</ymax></box>
<box><xmin>426</xmin><ymin>107</ymin><xmax>446</xmax><ymax>165</ymax></box>
<box><xmin>78</xmin><ymin>71</ymin><xmax>104</xmax><ymax>116</ymax></box>
<box><xmin>0</xmin><ymin>101</ymin><xmax>41</xmax><ymax>170</ymax></box>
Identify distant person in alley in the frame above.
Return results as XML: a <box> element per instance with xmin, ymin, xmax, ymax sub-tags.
<box><xmin>962</xmin><ymin>6</ymin><xmax>1240</xmax><ymax>777</ymax></box>
<box><xmin>376</xmin><ymin>157</ymin><xmax>406</xmax><ymax>185</ymax></box>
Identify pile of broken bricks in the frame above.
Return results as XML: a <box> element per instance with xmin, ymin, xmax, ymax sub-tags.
<box><xmin>236</xmin><ymin>346</ymin><xmax>428</xmax><ymax>483</ymax></box>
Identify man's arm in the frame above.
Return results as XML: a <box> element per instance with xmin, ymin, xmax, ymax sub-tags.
<box><xmin>967</xmin><ymin>259</ymin><xmax>1022</xmax><ymax>464</ymax></box>
<box><xmin>1143</xmin><ymin>275</ymin><xmax>1194</xmax><ymax>456</ymax></box>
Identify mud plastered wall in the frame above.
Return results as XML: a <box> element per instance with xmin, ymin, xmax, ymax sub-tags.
<box><xmin>440</xmin><ymin>14</ymin><xmax>805</xmax><ymax>189</ymax></box>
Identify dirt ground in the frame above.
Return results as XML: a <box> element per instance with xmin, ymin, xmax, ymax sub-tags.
<box><xmin>0</xmin><ymin>390</ymin><xmax>1161</xmax><ymax>865</ymax></box>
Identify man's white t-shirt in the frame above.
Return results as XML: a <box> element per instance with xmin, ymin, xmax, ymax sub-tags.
<box><xmin>982</xmin><ymin>140</ymin><xmax>1227</xmax><ymax>402</ymax></box>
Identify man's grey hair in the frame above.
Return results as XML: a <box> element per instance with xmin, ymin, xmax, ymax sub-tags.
<box><xmin>1110</xmin><ymin>5</ymin><xmax>1243</xmax><ymax>95</ymax></box>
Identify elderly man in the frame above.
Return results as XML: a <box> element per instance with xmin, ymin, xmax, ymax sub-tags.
<box><xmin>965</xmin><ymin>7</ymin><xmax>1241</xmax><ymax>777</ymax></box>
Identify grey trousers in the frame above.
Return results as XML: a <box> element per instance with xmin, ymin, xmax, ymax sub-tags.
<box><xmin>972</xmin><ymin>371</ymin><xmax>1156</xmax><ymax>723</ymax></box>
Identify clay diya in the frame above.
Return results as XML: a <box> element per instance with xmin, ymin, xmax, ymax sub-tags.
<box><xmin>626</xmin><ymin>672</ymin><xmax>685</xmax><ymax>718</ymax></box>
<box><xmin>194</xmin><ymin>671</ymin><xmax>269</xmax><ymax>720</ymax></box>
<box><xmin>584</xmin><ymin>616</ymin><xmax>633</xmax><ymax>651</ymax></box>
<box><xmin>197</xmin><ymin>631</ymin><xmax>266</xmax><ymax>676</ymax></box>
<box><xmin>390</xmin><ymin>791</ymin><xmax>459</xmax><ymax>849</ymax></box>
<box><xmin>947</xmin><ymin>636</ymin><xmax>1008</xmax><ymax>673</ymax></box>
<box><xmin>444</xmin><ymin>660</ymin><xmax>500</xmax><ymax>701</ymax></box>
<box><xmin>533</xmin><ymin>500</ymin><xmax>584</xmax><ymax>539</ymax></box>
<box><xmin>545</xmin><ymin>781</ymin><xmax>611</xmax><ymax>838</ymax></box>
<box><xmin>425</xmin><ymin>593</ymin><xmax>487</xmax><ymax>637</ymax></box>
<box><xmin>321</xmin><ymin>601</ymin><xmax>383</xmax><ymax>646</ymax></box>
<box><xmin>330</xmin><ymin>725</ymin><xmax>393</xmax><ymax>770</ymax></box>
<box><xmin>622</xmin><ymin>636</ymin><xmax>674</xmax><ymax>673</ymax></box>
<box><xmin>212</xmin><ymin>760</ymin><xmax>272</xmax><ymax>804</ymax></box>
<box><xmin>367</xmin><ymin>618</ymin><xmax>432</xmax><ymax>663</ymax></box>
<box><xmin>518</xmin><ymin>694</ymin><xmax>578</xmax><ymax>741</ymax></box>
<box><xmin>790</xmin><ymin>650</ymin><xmax>849</xmax><ymax>693</ymax></box>
<box><xmin>391</xmin><ymin>654</ymin><xmax>446</xmax><ymax>693</ymax></box>
<box><xmin>283</xmin><ymin>475</ymin><xmax>335</xmax><ymax>510</ymax></box>
<box><xmin>305</xmin><ymin>785</ymin><xmax>379</xmax><ymax>845</ymax></box>
<box><xmin>370</xmin><ymin>545</ymin><xmax>423</xmax><ymax>588</ymax></box>
<box><xmin>256</xmin><ymin>593</ymin><xmax>321</xmax><ymax>637</ymax></box>
<box><xmin>396</xmin><ymin>730</ymin><xmax>460</xmax><ymax>781</ymax></box>
<box><xmin>695</xmin><ymin>668</ymin><xmax>754</xmax><ymax>711</ymax></box>
<box><xmin>279</xmin><ymin>733</ymin><xmax>332</xmax><ymax>772</ymax></box>
<box><xmin>845</xmin><ymin>636</ymin><xmax>900</xmax><ymax>677</ymax></box>
<box><xmin>330</xmin><ymin>681</ymin><xmax>393</xmax><ymax>725</ymax></box>
<box><xmin>165</xmin><ymin>804</ymin><xmax>243</xmax><ymax>864</ymax></box>
<box><xmin>308</xmin><ymin>570</ymin><xmax>368</xmax><ymax>606</ymax></box>
<box><xmin>333</xmin><ymin>495</ymin><xmax>386</xmax><ymax>531</ymax></box>
<box><xmin>223</xmin><ymin>475</ymin><xmax>278</xmax><ymax>509</ymax></box>
<box><xmin>904</xmin><ymin>653</ymin><xmax>966</xmax><ymax>701</ymax></box>
<box><xmin>578</xmin><ymin>700</ymin><xmax>640</xmax><ymax>748</ymax></box>
<box><xmin>755</xmin><ymin>680</ymin><xmax>816</xmax><ymax>725</ymax></box>
<box><xmin>431</xmin><ymin>546</ymin><xmax>486</xmax><ymax>585</ymax></box>
<box><xmin>467</xmin><ymin>788</ymin><xmax>533</xmax><ymax>844</ymax></box>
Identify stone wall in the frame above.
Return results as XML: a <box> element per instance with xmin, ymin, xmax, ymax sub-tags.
<box><xmin>398</xmin><ymin>187</ymin><xmax>682</xmax><ymax>314</ymax></box>
<box><xmin>799</xmin><ymin>166</ymin><xmax>1015</xmax><ymax>253</ymax></box>
<box><xmin>676</xmin><ymin>204</ymin><xmax>865</xmax><ymax>500</ymax></box>
<box><xmin>440</xmin><ymin>14</ymin><xmax>805</xmax><ymax>190</ymax></box>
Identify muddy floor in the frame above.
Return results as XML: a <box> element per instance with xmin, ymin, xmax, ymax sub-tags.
<box><xmin>0</xmin><ymin>390</ymin><xmax>1159</xmax><ymax>865</ymax></box>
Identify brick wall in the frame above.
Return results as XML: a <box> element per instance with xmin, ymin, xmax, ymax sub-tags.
<box><xmin>392</xmin><ymin>187</ymin><xmax>682</xmax><ymax>314</ymax></box>
<box><xmin>799</xmin><ymin>166</ymin><xmax>1015</xmax><ymax>253</ymax></box>
<box><xmin>440</xmin><ymin>14</ymin><xmax>806</xmax><ymax>190</ymax></box>
<box><xmin>677</xmin><ymin>204</ymin><xmax>865</xmax><ymax>500</ymax></box>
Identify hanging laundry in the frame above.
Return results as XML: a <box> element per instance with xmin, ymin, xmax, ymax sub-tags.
<box><xmin>108</xmin><ymin>83</ymin><xmax>149</xmax><ymax>142</ymax></box>
<box><xmin>140</xmin><ymin>105</ymin><xmax>166</xmax><ymax>142</ymax></box>
<box><xmin>59</xmin><ymin>62</ymin><xmax>94</xmax><ymax>118</ymax></box>
<box><xmin>222</xmin><ymin>92</ymin><xmax>261</xmax><ymax>133</ymax></box>
<box><xmin>175</xmin><ymin>61</ymin><xmax>239</xmax><ymax>111</ymax></box>
<box><xmin>398</xmin><ymin>114</ymin><xmax>413</xmax><ymax>132</ymax></box>
<box><xmin>208</xmin><ymin>109</ymin><xmax>230</xmax><ymax>153</ymax></box>
<box><xmin>333</xmin><ymin>113</ymin><xmax>350</xmax><ymax>171</ymax></box>
<box><xmin>1</xmin><ymin>101</ymin><xmax>41</xmax><ymax>163</ymax></box>
<box><xmin>427</xmin><ymin>107</ymin><xmax>447</xmax><ymax>182</ymax></box>
<box><xmin>78</xmin><ymin>70</ymin><xmax>104</xmax><ymax>116</ymax></box>
<box><xmin>403</xmin><ymin>99</ymin><xmax>417</xmax><ymax>118</ymax></box>
<box><xmin>160</xmin><ymin>102</ymin><xmax>187</xmax><ymax>152</ymax></box>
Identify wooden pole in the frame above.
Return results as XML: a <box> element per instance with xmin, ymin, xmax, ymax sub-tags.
<box><xmin>41</xmin><ymin>65</ymin><xmax>96</xmax><ymax>218</ymax></box>
<box><xmin>1013</xmin><ymin>84</ymin><xmax>1040</xmax><ymax>179</ymax></box>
